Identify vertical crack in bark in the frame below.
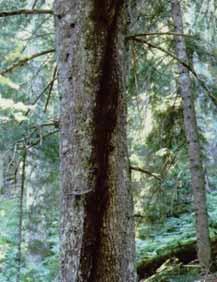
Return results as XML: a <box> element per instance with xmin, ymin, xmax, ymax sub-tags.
<box><xmin>79</xmin><ymin>3</ymin><xmax>122</xmax><ymax>281</ymax></box>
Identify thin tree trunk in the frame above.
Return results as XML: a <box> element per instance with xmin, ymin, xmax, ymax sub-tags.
<box><xmin>171</xmin><ymin>0</ymin><xmax>211</xmax><ymax>271</ymax></box>
<box><xmin>54</xmin><ymin>1</ymin><xmax>136</xmax><ymax>281</ymax></box>
<box><xmin>16</xmin><ymin>149</ymin><xmax>26</xmax><ymax>282</ymax></box>
<box><xmin>0</xmin><ymin>153</ymin><xmax>3</xmax><ymax>194</ymax></box>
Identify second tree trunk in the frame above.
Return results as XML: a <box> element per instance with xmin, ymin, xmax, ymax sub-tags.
<box><xmin>171</xmin><ymin>0</ymin><xmax>211</xmax><ymax>271</ymax></box>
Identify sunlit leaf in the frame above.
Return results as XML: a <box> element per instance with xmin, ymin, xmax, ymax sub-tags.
<box><xmin>13</xmin><ymin>112</ymin><xmax>28</xmax><ymax>122</ymax></box>
<box><xmin>0</xmin><ymin>97</ymin><xmax>34</xmax><ymax>112</ymax></box>
<box><xmin>0</xmin><ymin>75</ymin><xmax>20</xmax><ymax>90</ymax></box>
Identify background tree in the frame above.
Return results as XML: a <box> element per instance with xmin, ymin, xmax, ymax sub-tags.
<box><xmin>171</xmin><ymin>0</ymin><xmax>211</xmax><ymax>271</ymax></box>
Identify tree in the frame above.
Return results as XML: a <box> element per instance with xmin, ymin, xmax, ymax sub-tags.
<box><xmin>54</xmin><ymin>1</ymin><xmax>136</xmax><ymax>281</ymax></box>
<box><xmin>171</xmin><ymin>0</ymin><xmax>211</xmax><ymax>271</ymax></box>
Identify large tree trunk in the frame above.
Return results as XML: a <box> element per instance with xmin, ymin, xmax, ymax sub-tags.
<box><xmin>171</xmin><ymin>0</ymin><xmax>211</xmax><ymax>271</ymax></box>
<box><xmin>54</xmin><ymin>1</ymin><xmax>136</xmax><ymax>281</ymax></box>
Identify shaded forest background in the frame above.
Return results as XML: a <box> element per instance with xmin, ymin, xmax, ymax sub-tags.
<box><xmin>0</xmin><ymin>0</ymin><xmax>217</xmax><ymax>281</ymax></box>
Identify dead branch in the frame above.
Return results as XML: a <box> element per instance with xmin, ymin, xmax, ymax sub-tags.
<box><xmin>0</xmin><ymin>9</ymin><xmax>53</xmax><ymax>18</ymax></box>
<box><xmin>44</xmin><ymin>65</ymin><xmax>57</xmax><ymax>112</ymax></box>
<box><xmin>130</xmin><ymin>166</ymin><xmax>162</xmax><ymax>181</ymax></box>
<box><xmin>126</xmin><ymin>32</ymin><xmax>193</xmax><ymax>39</ymax></box>
<box><xmin>0</xmin><ymin>49</ymin><xmax>55</xmax><ymax>76</ymax></box>
<box><xmin>129</xmin><ymin>37</ymin><xmax>217</xmax><ymax>107</ymax></box>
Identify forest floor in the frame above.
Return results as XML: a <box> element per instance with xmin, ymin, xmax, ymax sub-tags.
<box><xmin>1</xmin><ymin>192</ymin><xmax>217</xmax><ymax>281</ymax></box>
<box><xmin>136</xmin><ymin>191</ymin><xmax>217</xmax><ymax>282</ymax></box>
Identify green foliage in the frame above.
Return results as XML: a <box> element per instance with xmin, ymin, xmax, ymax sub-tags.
<box><xmin>136</xmin><ymin>191</ymin><xmax>217</xmax><ymax>281</ymax></box>
<box><xmin>0</xmin><ymin>196</ymin><xmax>59</xmax><ymax>282</ymax></box>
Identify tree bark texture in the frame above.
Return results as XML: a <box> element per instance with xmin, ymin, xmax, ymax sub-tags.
<box><xmin>54</xmin><ymin>1</ymin><xmax>136</xmax><ymax>281</ymax></box>
<box><xmin>171</xmin><ymin>0</ymin><xmax>211</xmax><ymax>271</ymax></box>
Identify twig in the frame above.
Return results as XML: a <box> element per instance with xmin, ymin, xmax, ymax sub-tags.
<box><xmin>129</xmin><ymin>37</ymin><xmax>194</xmax><ymax>73</ymax></box>
<box><xmin>126</xmin><ymin>32</ymin><xmax>193</xmax><ymax>39</ymax></box>
<box><xmin>26</xmin><ymin>129</ymin><xmax>59</xmax><ymax>149</ymax></box>
<box><xmin>130</xmin><ymin>166</ymin><xmax>162</xmax><ymax>181</ymax></box>
<box><xmin>0</xmin><ymin>9</ymin><xmax>53</xmax><ymax>18</ymax></box>
<box><xmin>129</xmin><ymin>37</ymin><xmax>217</xmax><ymax>106</ymax></box>
<box><xmin>0</xmin><ymin>49</ymin><xmax>55</xmax><ymax>75</ymax></box>
<box><xmin>31</xmin><ymin>121</ymin><xmax>59</xmax><ymax>129</ymax></box>
<box><xmin>44</xmin><ymin>65</ymin><xmax>57</xmax><ymax>112</ymax></box>
<box><xmin>32</xmin><ymin>0</ymin><xmax>40</xmax><ymax>9</ymax></box>
<box><xmin>18</xmin><ymin>71</ymin><xmax>58</xmax><ymax>127</ymax></box>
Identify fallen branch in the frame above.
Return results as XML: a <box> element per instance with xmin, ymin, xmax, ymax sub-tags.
<box><xmin>137</xmin><ymin>237</ymin><xmax>217</xmax><ymax>280</ymax></box>
<box><xmin>0</xmin><ymin>9</ymin><xmax>53</xmax><ymax>18</ymax></box>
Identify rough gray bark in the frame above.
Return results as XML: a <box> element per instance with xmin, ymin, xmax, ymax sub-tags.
<box><xmin>54</xmin><ymin>1</ymin><xmax>136</xmax><ymax>281</ymax></box>
<box><xmin>171</xmin><ymin>0</ymin><xmax>211</xmax><ymax>271</ymax></box>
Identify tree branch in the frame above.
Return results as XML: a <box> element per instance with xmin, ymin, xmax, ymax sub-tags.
<box><xmin>0</xmin><ymin>9</ymin><xmax>53</xmax><ymax>18</ymax></box>
<box><xmin>32</xmin><ymin>0</ymin><xmax>40</xmax><ymax>9</ymax></box>
<box><xmin>129</xmin><ymin>37</ymin><xmax>217</xmax><ymax>107</ymax></box>
<box><xmin>31</xmin><ymin>121</ymin><xmax>59</xmax><ymax>129</ymax></box>
<box><xmin>0</xmin><ymin>49</ymin><xmax>55</xmax><ymax>75</ymax></box>
<box><xmin>26</xmin><ymin>129</ymin><xmax>59</xmax><ymax>149</ymax></box>
<box><xmin>130</xmin><ymin>166</ymin><xmax>162</xmax><ymax>181</ymax></box>
<box><xmin>126</xmin><ymin>32</ymin><xmax>193</xmax><ymax>39</ymax></box>
<box><xmin>129</xmin><ymin>37</ymin><xmax>194</xmax><ymax>73</ymax></box>
<box><xmin>44</xmin><ymin>65</ymin><xmax>57</xmax><ymax>112</ymax></box>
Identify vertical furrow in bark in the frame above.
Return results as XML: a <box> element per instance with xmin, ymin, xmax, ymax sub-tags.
<box><xmin>79</xmin><ymin>3</ymin><xmax>135</xmax><ymax>281</ymax></box>
<box><xmin>79</xmin><ymin>12</ymin><xmax>120</xmax><ymax>281</ymax></box>
<box><xmin>171</xmin><ymin>0</ymin><xmax>211</xmax><ymax>271</ymax></box>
